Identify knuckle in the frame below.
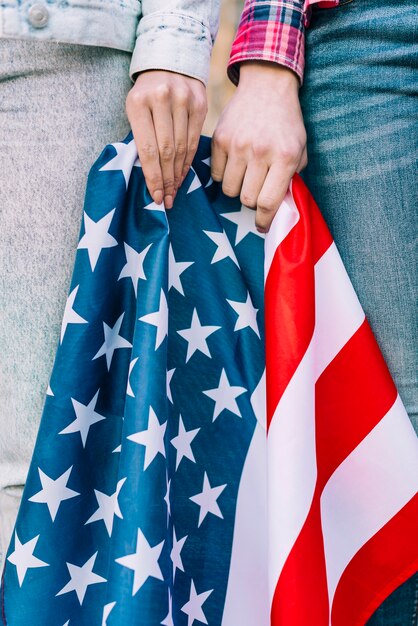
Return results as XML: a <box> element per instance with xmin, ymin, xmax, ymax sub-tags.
<box><xmin>257</xmin><ymin>197</ymin><xmax>277</xmax><ymax>213</ymax></box>
<box><xmin>212</xmin><ymin>129</ymin><xmax>229</xmax><ymax>151</ymax></box>
<box><xmin>222</xmin><ymin>183</ymin><xmax>238</xmax><ymax>197</ymax></box>
<box><xmin>139</xmin><ymin>142</ymin><xmax>158</xmax><ymax>161</ymax></box>
<box><xmin>279</xmin><ymin>142</ymin><xmax>302</xmax><ymax>165</ymax></box>
<box><xmin>163</xmin><ymin>178</ymin><xmax>175</xmax><ymax>191</ymax></box>
<box><xmin>194</xmin><ymin>95</ymin><xmax>208</xmax><ymax>114</ymax></box>
<box><xmin>160</xmin><ymin>144</ymin><xmax>175</xmax><ymax>161</ymax></box>
<box><xmin>188</xmin><ymin>140</ymin><xmax>199</xmax><ymax>154</ymax></box>
<box><xmin>211</xmin><ymin>168</ymin><xmax>223</xmax><ymax>182</ymax></box>
<box><xmin>175</xmin><ymin>143</ymin><xmax>187</xmax><ymax>157</ymax></box>
<box><xmin>240</xmin><ymin>193</ymin><xmax>257</xmax><ymax>208</ymax></box>
<box><xmin>231</xmin><ymin>136</ymin><xmax>248</xmax><ymax>154</ymax></box>
<box><xmin>125</xmin><ymin>88</ymin><xmax>146</xmax><ymax>111</ymax></box>
<box><xmin>154</xmin><ymin>83</ymin><xmax>171</xmax><ymax>101</ymax></box>
<box><xmin>175</xmin><ymin>88</ymin><xmax>189</xmax><ymax>106</ymax></box>
<box><xmin>252</xmin><ymin>141</ymin><xmax>270</xmax><ymax>159</ymax></box>
<box><xmin>147</xmin><ymin>171</ymin><xmax>163</xmax><ymax>188</ymax></box>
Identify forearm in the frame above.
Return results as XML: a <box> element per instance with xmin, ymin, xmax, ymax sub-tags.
<box><xmin>130</xmin><ymin>0</ymin><xmax>221</xmax><ymax>85</ymax></box>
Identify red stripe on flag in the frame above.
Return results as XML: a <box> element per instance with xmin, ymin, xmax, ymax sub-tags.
<box><xmin>270</xmin><ymin>492</ymin><xmax>329</xmax><ymax>626</ymax></box>
<box><xmin>331</xmin><ymin>494</ymin><xmax>418</xmax><ymax>626</ymax></box>
<box><xmin>291</xmin><ymin>173</ymin><xmax>333</xmax><ymax>266</ymax></box>
<box><xmin>264</xmin><ymin>194</ymin><xmax>314</xmax><ymax>428</ymax></box>
<box><xmin>270</xmin><ymin>319</ymin><xmax>397</xmax><ymax>625</ymax></box>
<box><xmin>315</xmin><ymin>318</ymin><xmax>397</xmax><ymax>488</ymax></box>
<box><xmin>264</xmin><ymin>174</ymin><xmax>333</xmax><ymax>428</ymax></box>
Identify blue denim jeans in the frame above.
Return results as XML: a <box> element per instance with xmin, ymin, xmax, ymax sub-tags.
<box><xmin>299</xmin><ymin>0</ymin><xmax>418</xmax><ymax>622</ymax></box>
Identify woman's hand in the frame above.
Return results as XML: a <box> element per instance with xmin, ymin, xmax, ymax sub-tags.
<box><xmin>211</xmin><ymin>61</ymin><xmax>308</xmax><ymax>232</ymax></box>
<box><xmin>126</xmin><ymin>70</ymin><xmax>208</xmax><ymax>208</ymax></box>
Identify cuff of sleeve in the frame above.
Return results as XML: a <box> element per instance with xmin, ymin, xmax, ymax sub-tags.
<box><xmin>129</xmin><ymin>12</ymin><xmax>213</xmax><ymax>86</ymax></box>
<box><xmin>227</xmin><ymin>52</ymin><xmax>304</xmax><ymax>88</ymax></box>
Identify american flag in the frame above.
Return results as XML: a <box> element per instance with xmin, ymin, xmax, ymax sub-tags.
<box><xmin>1</xmin><ymin>133</ymin><xmax>417</xmax><ymax>626</ymax></box>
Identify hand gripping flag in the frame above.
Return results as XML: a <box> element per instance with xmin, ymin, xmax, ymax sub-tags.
<box><xmin>1</xmin><ymin>133</ymin><xmax>417</xmax><ymax>626</ymax></box>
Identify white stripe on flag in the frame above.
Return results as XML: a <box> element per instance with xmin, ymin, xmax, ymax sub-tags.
<box><xmin>264</xmin><ymin>184</ymin><xmax>299</xmax><ymax>282</ymax></box>
<box><xmin>313</xmin><ymin>243</ymin><xmax>365</xmax><ymax>379</ymax></box>
<box><xmin>267</xmin><ymin>240</ymin><xmax>366</xmax><ymax>598</ymax></box>
<box><xmin>321</xmin><ymin>394</ymin><xmax>418</xmax><ymax>611</ymax></box>
<box><xmin>222</xmin><ymin>374</ymin><xmax>269</xmax><ymax>626</ymax></box>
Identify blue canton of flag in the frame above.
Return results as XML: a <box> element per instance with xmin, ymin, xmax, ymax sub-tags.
<box><xmin>0</xmin><ymin>133</ymin><xmax>265</xmax><ymax>626</ymax></box>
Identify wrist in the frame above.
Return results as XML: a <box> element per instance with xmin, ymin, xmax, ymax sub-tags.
<box><xmin>238</xmin><ymin>60</ymin><xmax>300</xmax><ymax>91</ymax></box>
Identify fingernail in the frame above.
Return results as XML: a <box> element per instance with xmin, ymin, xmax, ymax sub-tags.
<box><xmin>165</xmin><ymin>195</ymin><xmax>173</xmax><ymax>209</ymax></box>
<box><xmin>154</xmin><ymin>190</ymin><xmax>163</xmax><ymax>205</ymax></box>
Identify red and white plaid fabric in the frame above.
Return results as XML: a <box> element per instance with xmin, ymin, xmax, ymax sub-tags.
<box><xmin>227</xmin><ymin>0</ymin><xmax>341</xmax><ymax>87</ymax></box>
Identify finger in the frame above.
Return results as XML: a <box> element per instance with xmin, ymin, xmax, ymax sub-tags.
<box><xmin>183</xmin><ymin>101</ymin><xmax>206</xmax><ymax>183</ymax></box>
<box><xmin>222</xmin><ymin>153</ymin><xmax>248</xmax><ymax>197</ymax></box>
<box><xmin>211</xmin><ymin>133</ymin><xmax>228</xmax><ymax>182</ymax></box>
<box><xmin>172</xmin><ymin>100</ymin><xmax>189</xmax><ymax>192</ymax></box>
<box><xmin>130</xmin><ymin>105</ymin><xmax>164</xmax><ymax>205</ymax></box>
<box><xmin>256</xmin><ymin>163</ymin><xmax>293</xmax><ymax>232</ymax></box>
<box><xmin>152</xmin><ymin>96</ymin><xmax>175</xmax><ymax>209</ymax></box>
<box><xmin>240</xmin><ymin>159</ymin><xmax>269</xmax><ymax>208</ymax></box>
<box><xmin>296</xmin><ymin>146</ymin><xmax>308</xmax><ymax>173</ymax></box>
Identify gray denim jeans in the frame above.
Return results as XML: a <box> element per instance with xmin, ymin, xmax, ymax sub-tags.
<box><xmin>0</xmin><ymin>38</ymin><xmax>132</xmax><ymax>570</ymax></box>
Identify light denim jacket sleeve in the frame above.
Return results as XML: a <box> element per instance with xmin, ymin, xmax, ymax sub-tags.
<box><xmin>130</xmin><ymin>0</ymin><xmax>221</xmax><ymax>86</ymax></box>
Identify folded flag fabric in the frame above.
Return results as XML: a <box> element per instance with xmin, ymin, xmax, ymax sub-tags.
<box><xmin>1</xmin><ymin>133</ymin><xmax>417</xmax><ymax>626</ymax></box>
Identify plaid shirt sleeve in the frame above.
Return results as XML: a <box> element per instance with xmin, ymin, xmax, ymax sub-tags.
<box><xmin>227</xmin><ymin>0</ymin><xmax>328</xmax><ymax>87</ymax></box>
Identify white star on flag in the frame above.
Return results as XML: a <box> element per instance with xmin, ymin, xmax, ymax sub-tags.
<box><xmin>181</xmin><ymin>580</ymin><xmax>213</xmax><ymax>626</ymax></box>
<box><xmin>115</xmin><ymin>528</ymin><xmax>164</xmax><ymax>596</ymax></box>
<box><xmin>203</xmin><ymin>369</ymin><xmax>247</xmax><ymax>421</ymax></box>
<box><xmin>203</xmin><ymin>230</ymin><xmax>239</xmax><ymax>267</ymax></box>
<box><xmin>167</xmin><ymin>368</ymin><xmax>175</xmax><ymax>404</ymax></box>
<box><xmin>144</xmin><ymin>200</ymin><xmax>166</xmax><ymax>212</ymax></box>
<box><xmin>118</xmin><ymin>242</ymin><xmax>152</xmax><ymax>296</ymax></box>
<box><xmin>98</xmin><ymin>139</ymin><xmax>141</xmax><ymax>188</ymax></box>
<box><xmin>102</xmin><ymin>601</ymin><xmax>117</xmax><ymax>626</ymax></box>
<box><xmin>126</xmin><ymin>356</ymin><xmax>139</xmax><ymax>397</ymax></box>
<box><xmin>85</xmin><ymin>477</ymin><xmax>127</xmax><ymax>536</ymax></box>
<box><xmin>7</xmin><ymin>532</ymin><xmax>49</xmax><ymax>586</ymax></box>
<box><xmin>161</xmin><ymin>589</ymin><xmax>174</xmax><ymax>626</ymax></box>
<box><xmin>177</xmin><ymin>309</ymin><xmax>221</xmax><ymax>363</ymax></box>
<box><xmin>60</xmin><ymin>286</ymin><xmax>88</xmax><ymax>343</ymax></box>
<box><xmin>77</xmin><ymin>208</ymin><xmax>118</xmax><ymax>271</ymax></box>
<box><xmin>56</xmin><ymin>552</ymin><xmax>106</xmax><ymax>605</ymax></box>
<box><xmin>170</xmin><ymin>527</ymin><xmax>187</xmax><ymax>582</ymax></box>
<box><xmin>139</xmin><ymin>290</ymin><xmax>168</xmax><ymax>350</ymax></box>
<box><xmin>127</xmin><ymin>407</ymin><xmax>167</xmax><ymax>470</ymax></box>
<box><xmin>170</xmin><ymin>415</ymin><xmax>200</xmax><ymax>470</ymax></box>
<box><xmin>227</xmin><ymin>293</ymin><xmax>260</xmax><ymax>337</ymax></box>
<box><xmin>221</xmin><ymin>205</ymin><xmax>265</xmax><ymax>244</ymax></box>
<box><xmin>169</xmin><ymin>244</ymin><xmax>193</xmax><ymax>296</ymax></box>
<box><xmin>93</xmin><ymin>312</ymin><xmax>133</xmax><ymax>370</ymax></box>
<box><xmin>186</xmin><ymin>169</ymin><xmax>202</xmax><ymax>194</ymax></box>
<box><xmin>201</xmin><ymin>157</ymin><xmax>213</xmax><ymax>187</ymax></box>
<box><xmin>28</xmin><ymin>466</ymin><xmax>80</xmax><ymax>521</ymax></box>
<box><xmin>59</xmin><ymin>390</ymin><xmax>106</xmax><ymax>448</ymax></box>
<box><xmin>46</xmin><ymin>384</ymin><xmax>54</xmax><ymax>397</ymax></box>
<box><xmin>164</xmin><ymin>476</ymin><xmax>171</xmax><ymax>519</ymax></box>
<box><xmin>190</xmin><ymin>472</ymin><xmax>227</xmax><ymax>527</ymax></box>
